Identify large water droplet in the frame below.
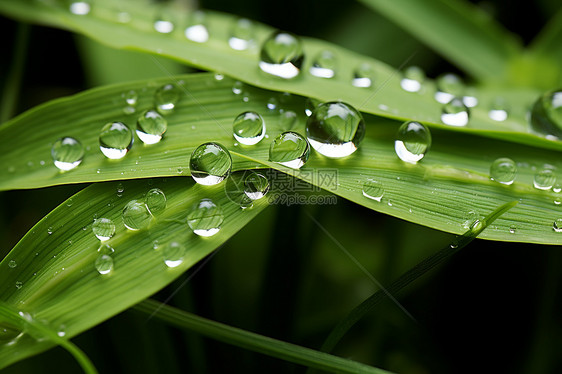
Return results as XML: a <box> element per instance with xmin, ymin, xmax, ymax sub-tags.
<box><xmin>154</xmin><ymin>83</ymin><xmax>180</xmax><ymax>114</ymax></box>
<box><xmin>309</xmin><ymin>50</ymin><xmax>336</xmax><ymax>79</ymax></box>
<box><xmin>306</xmin><ymin>101</ymin><xmax>365</xmax><ymax>158</ymax></box>
<box><xmin>352</xmin><ymin>63</ymin><xmax>374</xmax><ymax>88</ymax></box>
<box><xmin>184</xmin><ymin>11</ymin><xmax>209</xmax><ymax>43</ymax></box>
<box><xmin>145</xmin><ymin>188</ymin><xmax>166</xmax><ymax>214</ymax></box>
<box><xmin>229</xmin><ymin>18</ymin><xmax>254</xmax><ymax>51</ymax></box>
<box><xmin>488</xmin><ymin>97</ymin><xmax>509</xmax><ymax>122</ymax></box>
<box><xmin>259</xmin><ymin>31</ymin><xmax>304</xmax><ymax>79</ymax></box>
<box><xmin>51</xmin><ymin>137</ymin><xmax>84</xmax><ymax>171</ymax></box>
<box><xmin>441</xmin><ymin>98</ymin><xmax>469</xmax><ymax>127</ymax></box>
<box><xmin>187</xmin><ymin>199</ymin><xmax>224</xmax><ymax>237</ymax></box>
<box><xmin>400</xmin><ymin>66</ymin><xmax>425</xmax><ymax>93</ymax></box>
<box><xmin>362</xmin><ymin>179</ymin><xmax>384</xmax><ymax>202</ymax></box>
<box><xmin>69</xmin><ymin>1</ymin><xmax>90</xmax><ymax>15</ymax></box>
<box><xmin>190</xmin><ymin>142</ymin><xmax>232</xmax><ymax>185</ymax></box>
<box><xmin>163</xmin><ymin>241</ymin><xmax>186</xmax><ymax>268</ymax></box>
<box><xmin>244</xmin><ymin>172</ymin><xmax>270</xmax><ymax>200</ymax></box>
<box><xmin>233</xmin><ymin>111</ymin><xmax>266</xmax><ymax>145</ymax></box>
<box><xmin>489</xmin><ymin>157</ymin><xmax>516</xmax><ymax>185</ymax></box>
<box><xmin>136</xmin><ymin>110</ymin><xmax>167</xmax><ymax>144</ymax></box>
<box><xmin>269</xmin><ymin>131</ymin><xmax>310</xmax><ymax>169</ymax></box>
<box><xmin>95</xmin><ymin>254</ymin><xmax>113</xmax><ymax>275</ymax></box>
<box><xmin>553</xmin><ymin>218</ymin><xmax>562</xmax><ymax>232</ymax></box>
<box><xmin>92</xmin><ymin>218</ymin><xmax>115</xmax><ymax>241</ymax></box>
<box><xmin>434</xmin><ymin>73</ymin><xmax>464</xmax><ymax>104</ymax></box>
<box><xmin>394</xmin><ymin>121</ymin><xmax>431</xmax><ymax>163</ymax></box>
<box><xmin>122</xmin><ymin>200</ymin><xmax>152</xmax><ymax>230</ymax></box>
<box><xmin>533</xmin><ymin>167</ymin><xmax>556</xmax><ymax>190</ymax></box>
<box><xmin>530</xmin><ymin>89</ymin><xmax>562</xmax><ymax>140</ymax></box>
<box><xmin>99</xmin><ymin>122</ymin><xmax>133</xmax><ymax>159</ymax></box>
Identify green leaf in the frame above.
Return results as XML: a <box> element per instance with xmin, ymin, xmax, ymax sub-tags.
<box><xmin>358</xmin><ymin>0</ymin><xmax>522</xmax><ymax>81</ymax></box>
<box><xmin>0</xmin><ymin>177</ymin><xmax>268</xmax><ymax>369</ymax></box>
<box><xmin>1</xmin><ymin>73</ymin><xmax>562</xmax><ymax>244</ymax></box>
<box><xmin>135</xmin><ymin>299</ymin><xmax>393</xmax><ymax>374</ymax></box>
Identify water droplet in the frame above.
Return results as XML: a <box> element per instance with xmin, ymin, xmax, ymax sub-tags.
<box><xmin>0</xmin><ymin>323</ymin><xmax>23</xmax><ymax>344</ymax></box>
<box><xmin>304</xmin><ymin>98</ymin><xmax>321</xmax><ymax>117</ymax></box>
<box><xmin>490</xmin><ymin>157</ymin><xmax>516</xmax><ymax>185</ymax></box>
<box><xmin>554</xmin><ymin>184</ymin><xmax>562</xmax><ymax>193</ymax></box>
<box><xmin>163</xmin><ymin>242</ymin><xmax>186</xmax><ymax>268</ymax></box>
<box><xmin>434</xmin><ymin>73</ymin><xmax>464</xmax><ymax>104</ymax></box>
<box><xmin>122</xmin><ymin>89</ymin><xmax>138</xmax><ymax>107</ymax></box>
<box><xmin>530</xmin><ymin>90</ymin><xmax>562</xmax><ymax>140</ymax></box>
<box><xmin>553</xmin><ymin>218</ymin><xmax>562</xmax><ymax>232</ymax></box>
<box><xmin>145</xmin><ymin>188</ymin><xmax>166</xmax><ymax>215</ymax></box>
<box><xmin>280</xmin><ymin>110</ymin><xmax>298</xmax><ymax>130</ymax></box>
<box><xmin>229</xmin><ymin>18</ymin><xmax>254</xmax><ymax>51</ymax></box>
<box><xmin>47</xmin><ymin>227</ymin><xmax>53</xmax><ymax>235</ymax></box>
<box><xmin>232</xmin><ymin>81</ymin><xmax>244</xmax><ymax>95</ymax></box>
<box><xmin>51</xmin><ymin>137</ymin><xmax>84</xmax><ymax>171</ymax></box>
<box><xmin>95</xmin><ymin>254</ymin><xmax>113</xmax><ymax>275</ymax></box>
<box><xmin>185</xmin><ymin>11</ymin><xmax>209</xmax><ymax>43</ymax></box>
<box><xmin>509</xmin><ymin>226</ymin><xmax>516</xmax><ymax>234</ymax></box>
<box><xmin>57</xmin><ymin>325</ymin><xmax>66</xmax><ymax>337</ymax></box>
<box><xmin>462</xmin><ymin>210</ymin><xmax>480</xmax><ymax>229</ymax></box>
<box><xmin>8</xmin><ymin>260</ymin><xmax>16</xmax><ymax>269</ymax></box>
<box><xmin>98</xmin><ymin>244</ymin><xmax>115</xmax><ymax>255</ymax></box>
<box><xmin>394</xmin><ymin>121</ymin><xmax>431</xmax><ymax>163</ymax></box>
<box><xmin>470</xmin><ymin>219</ymin><xmax>484</xmax><ymax>232</ymax></box>
<box><xmin>533</xmin><ymin>167</ymin><xmax>556</xmax><ymax>190</ymax></box>
<box><xmin>122</xmin><ymin>200</ymin><xmax>152</xmax><ymax>230</ymax></box>
<box><xmin>400</xmin><ymin>66</ymin><xmax>425</xmax><ymax>93</ymax></box>
<box><xmin>153</xmin><ymin>8</ymin><xmax>175</xmax><ymax>34</ymax></box>
<box><xmin>154</xmin><ymin>83</ymin><xmax>180</xmax><ymax>114</ymax></box>
<box><xmin>488</xmin><ymin>97</ymin><xmax>509</xmax><ymax>122</ymax></box>
<box><xmin>309</xmin><ymin>50</ymin><xmax>336</xmax><ymax>78</ymax></box>
<box><xmin>441</xmin><ymin>98</ymin><xmax>469</xmax><ymax>127</ymax></box>
<box><xmin>214</xmin><ymin>73</ymin><xmax>224</xmax><ymax>81</ymax></box>
<box><xmin>92</xmin><ymin>218</ymin><xmax>115</xmax><ymax>241</ymax></box>
<box><xmin>223</xmin><ymin>172</ymin><xmax>255</xmax><ymax>208</ymax></box>
<box><xmin>187</xmin><ymin>199</ymin><xmax>224</xmax><ymax>237</ymax></box>
<box><xmin>269</xmin><ymin>131</ymin><xmax>310</xmax><ymax>169</ymax></box>
<box><xmin>244</xmin><ymin>172</ymin><xmax>270</xmax><ymax>200</ymax></box>
<box><xmin>190</xmin><ymin>142</ymin><xmax>232</xmax><ymax>185</ymax></box>
<box><xmin>136</xmin><ymin>109</ymin><xmax>167</xmax><ymax>144</ymax></box>
<box><xmin>15</xmin><ymin>281</ymin><xmax>23</xmax><ymax>289</ymax></box>
<box><xmin>99</xmin><ymin>122</ymin><xmax>133</xmax><ymax>159</ymax></box>
<box><xmin>362</xmin><ymin>179</ymin><xmax>384</xmax><ymax>202</ymax></box>
<box><xmin>259</xmin><ymin>31</ymin><xmax>304</xmax><ymax>79</ymax></box>
<box><xmin>266</xmin><ymin>97</ymin><xmax>278</xmax><ymax>111</ymax></box>
<box><xmin>233</xmin><ymin>111</ymin><xmax>266</xmax><ymax>145</ymax></box>
<box><xmin>352</xmin><ymin>63</ymin><xmax>374</xmax><ymax>88</ymax></box>
<box><xmin>69</xmin><ymin>1</ymin><xmax>90</xmax><ymax>15</ymax></box>
<box><xmin>306</xmin><ymin>101</ymin><xmax>365</xmax><ymax>158</ymax></box>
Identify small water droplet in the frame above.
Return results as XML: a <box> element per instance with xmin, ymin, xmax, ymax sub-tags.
<box><xmin>92</xmin><ymin>218</ymin><xmax>116</xmax><ymax>241</ymax></box>
<box><xmin>509</xmin><ymin>226</ymin><xmax>516</xmax><ymax>234</ymax></box>
<box><xmin>51</xmin><ymin>137</ymin><xmax>84</xmax><ymax>171</ymax></box>
<box><xmin>400</xmin><ymin>66</ymin><xmax>425</xmax><ymax>93</ymax></box>
<box><xmin>259</xmin><ymin>31</ymin><xmax>304</xmax><ymax>79</ymax></box>
<box><xmin>47</xmin><ymin>227</ymin><xmax>53</xmax><ymax>235</ymax></box>
<box><xmin>306</xmin><ymin>101</ymin><xmax>365</xmax><ymax>158</ymax></box>
<box><xmin>233</xmin><ymin>111</ymin><xmax>266</xmax><ymax>145</ymax></box>
<box><xmin>441</xmin><ymin>97</ymin><xmax>469</xmax><ymax>127</ymax></box>
<box><xmin>154</xmin><ymin>83</ymin><xmax>180</xmax><ymax>114</ymax></box>
<box><xmin>352</xmin><ymin>63</ymin><xmax>374</xmax><ymax>88</ymax></box>
<box><xmin>136</xmin><ymin>109</ymin><xmax>167</xmax><ymax>144</ymax></box>
<box><xmin>190</xmin><ymin>143</ymin><xmax>232</xmax><ymax>185</ymax></box>
<box><xmin>280</xmin><ymin>110</ymin><xmax>298</xmax><ymax>130</ymax></box>
<box><xmin>488</xmin><ymin>97</ymin><xmax>509</xmax><ymax>122</ymax></box>
<box><xmin>304</xmin><ymin>98</ymin><xmax>321</xmax><ymax>117</ymax></box>
<box><xmin>269</xmin><ymin>131</ymin><xmax>310</xmax><ymax>169</ymax></box>
<box><xmin>145</xmin><ymin>188</ymin><xmax>166</xmax><ymax>215</ymax></box>
<box><xmin>163</xmin><ymin>242</ymin><xmax>186</xmax><ymax>268</ymax></box>
<box><xmin>490</xmin><ymin>158</ymin><xmax>516</xmax><ymax>185</ymax></box>
<box><xmin>69</xmin><ymin>1</ymin><xmax>90</xmax><ymax>15</ymax></box>
<box><xmin>232</xmin><ymin>81</ymin><xmax>244</xmax><ymax>95</ymax></box>
<box><xmin>530</xmin><ymin>89</ymin><xmax>562</xmax><ymax>140</ymax></box>
<box><xmin>214</xmin><ymin>73</ymin><xmax>224</xmax><ymax>81</ymax></box>
<box><xmin>57</xmin><ymin>325</ymin><xmax>66</xmax><ymax>337</ymax></box>
<box><xmin>554</xmin><ymin>184</ymin><xmax>562</xmax><ymax>193</ymax></box>
<box><xmin>244</xmin><ymin>172</ymin><xmax>270</xmax><ymax>200</ymax></box>
<box><xmin>229</xmin><ymin>18</ymin><xmax>254</xmax><ymax>51</ymax></box>
<box><xmin>434</xmin><ymin>73</ymin><xmax>464</xmax><ymax>104</ymax></box>
<box><xmin>15</xmin><ymin>281</ymin><xmax>23</xmax><ymax>289</ymax></box>
<box><xmin>470</xmin><ymin>219</ymin><xmax>484</xmax><ymax>232</ymax></box>
<box><xmin>553</xmin><ymin>218</ymin><xmax>562</xmax><ymax>232</ymax></box>
<box><xmin>309</xmin><ymin>50</ymin><xmax>336</xmax><ymax>78</ymax></box>
<box><xmin>8</xmin><ymin>260</ymin><xmax>16</xmax><ymax>269</ymax></box>
<box><xmin>533</xmin><ymin>167</ymin><xmax>556</xmax><ymax>190</ymax></box>
<box><xmin>99</xmin><ymin>122</ymin><xmax>133</xmax><ymax>159</ymax></box>
<box><xmin>266</xmin><ymin>97</ymin><xmax>279</xmax><ymax>111</ymax></box>
<box><xmin>187</xmin><ymin>199</ymin><xmax>224</xmax><ymax>237</ymax></box>
<box><xmin>153</xmin><ymin>7</ymin><xmax>175</xmax><ymax>34</ymax></box>
<box><xmin>121</xmin><ymin>89</ymin><xmax>138</xmax><ymax>114</ymax></box>
<box><xmin>122</xmin><ymin>200</ymin><xmax>152</xmax><ymax>230</ymax></box>
<box><xmin>95</xmin><ymin>254</ymin><xmax>114</xmax><ymax>275</ymax></box>
<box><xmin>462</xmin><ymin>210</ymin><xmax>480</xmax><ymax>229</ymax></box>
<box><xmin>184</xmin><ymin>11</ymin><xmax>209</xmax><ymax>43</ymax></box>
<box><xmin>394</xmin><ymin>121</ymin><xmax>431</xmax><ymax>163</ymax></box>
<box><xmin>362</xmin><ymin>179</ymin><xmax>384</xmax><ymax>202</ymax></box>
<box><xmin>98</xmin><ymin>244</ymin><xmax>115</xmax><ymax>255</ymax></box>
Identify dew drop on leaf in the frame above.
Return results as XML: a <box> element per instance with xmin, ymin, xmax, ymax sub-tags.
<box><xmin>190</xmin><ymin>142</ymin><xmax>232</xmax><ymax>185</ymax></box>
<box><xmin>269</xmin><ymin>131</ymin><xmax>310</xmax><ymax>169</ymax></box>
<box><xmin>259</xmin><ymin>31</ymin><xmax>304</xmax><ymax>79</ymax></box>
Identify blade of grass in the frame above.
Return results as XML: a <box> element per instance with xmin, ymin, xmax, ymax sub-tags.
<box><xmin>134</xmin><ymin>298</ymin><xmax>394</xmax><ymax>374</ymax></box>
<box><xmin>312</xmin><ymin>200</ymin><xmax>518</xmax><ymax>360</ymax></box>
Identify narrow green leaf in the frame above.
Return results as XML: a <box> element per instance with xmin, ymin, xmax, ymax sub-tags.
<box><xmin>358</xmin><ymin>0</ymin><xmax>521</xmax><ymax>81</ymax></box>
<box><xmin>135</xmin><ymin>299</ymin><xmax>394</xmax><ymax>374</ymax></box>
<box><xmin>0</xmin><ymin>177</ymin><xmax>268</xmax><ymax>369</ymax></box>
